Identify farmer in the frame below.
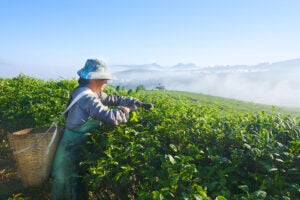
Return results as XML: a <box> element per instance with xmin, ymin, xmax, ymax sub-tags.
<box><xmin>51</xmin><ymin>58</ymin><xmax>153</xmax><ymax>200</ymax></box>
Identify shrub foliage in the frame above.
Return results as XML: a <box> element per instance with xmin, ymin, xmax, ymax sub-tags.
<box><xmin>0</xmin><ymin>76</ymin><xmax>299</xmax><ymax>200</ymax></box>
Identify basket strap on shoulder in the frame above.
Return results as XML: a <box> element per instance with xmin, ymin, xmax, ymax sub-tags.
<box><xmin>45</xmin><ymin>89</ymin><xmax>94</xmax><ymax>154</ymax></box>
<box><xmin>13</xmin><ymin>89</ymin><xmax>94</xmax><ymax>155</ymax></box>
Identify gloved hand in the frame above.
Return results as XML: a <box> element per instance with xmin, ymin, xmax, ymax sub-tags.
<box><xmin>129</xmin><ymin>105</ymin><xmax>138</xmax><ymax>112</ymax></box>
<box><xmin>141</xmin><ymin>103</ymin><xmax>154</xmax><ymax>110</ymax></box>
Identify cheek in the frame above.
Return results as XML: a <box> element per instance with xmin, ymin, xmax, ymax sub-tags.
<box><xmin>100</xmin><ymin>83</ymin><xmax>106</xmax><ymax>90</ymax></box>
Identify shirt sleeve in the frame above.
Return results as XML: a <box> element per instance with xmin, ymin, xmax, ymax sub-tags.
<box><xmin>79</xmin><ymin>94</ymin><xmax>129</xmax><ymax>125</ymax></box>
<box><xmin>98</xmin><ymin>92</ymin><xmax>141</xmax><ymax>107</ymax></box>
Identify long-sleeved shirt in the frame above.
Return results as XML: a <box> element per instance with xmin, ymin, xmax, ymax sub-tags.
<box><xmin>65</xmin><ymin>86</ymin><xmax>140</xmax><ymax>130</ymax></box>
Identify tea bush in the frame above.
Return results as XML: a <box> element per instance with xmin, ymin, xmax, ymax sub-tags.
<box><xmin>0</xmin><ymin>74</ymin><xmax>77</xmax><ymax>132</ymax></box>
<box><xmin>0</xmin><ymin>76</ymin><xmax>299</xmax><ymax>199</ymax></box>
<box><xmin>83</xmin><ymin>92</ymin><xmax>300</xmax><ymax>200</ymax></box>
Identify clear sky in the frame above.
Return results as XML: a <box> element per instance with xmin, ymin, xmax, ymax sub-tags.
<box><xmin>1</xmin><ymin>0</ymin><xmax>300</xmax><ymax>78</ymax></box>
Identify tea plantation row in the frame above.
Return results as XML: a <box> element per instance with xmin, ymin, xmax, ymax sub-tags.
<box><xmin>0</xmin><ymin>75</ymin><xmax>299</xmax><ymax>199</ymax></box>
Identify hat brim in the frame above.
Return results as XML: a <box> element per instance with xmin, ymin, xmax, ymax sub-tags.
<box><xmin>88</xmin><ymin>71</ymin><xmax>116</xmax><ymax>80</ymax></box>
<box><xmin>78</xmin><ymin>70</ymin><xmax>116</xmax><ymax>80</ymax></box>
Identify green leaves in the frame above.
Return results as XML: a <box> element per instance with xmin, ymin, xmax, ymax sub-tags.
<box><xmin>167</xmin><ymin>154</ymin><xmax>176</xmax><ymax>165</ymax></box>
<box><xmin>253</xmin><ymin>190</ymin><xmax>267</xmax><ymax>199</ymax></box>
<box><xmin>0</xmin><ymin>75</ymin><xmax>77</xmax><ymax>131</ymax></box>
<box><xmin>85</xmin><ymin>90</ymin><xmax>299</xmax><ymax>199</ymax></box>
<box><xmin>238</xmin><ymin>185</ymin><xmax>249</xmax><ymax>193</ymax></box>
<box><xmin>1</xmin><ymin>76</ymin><xmax>299</xmax><ymax>199</ymax></box>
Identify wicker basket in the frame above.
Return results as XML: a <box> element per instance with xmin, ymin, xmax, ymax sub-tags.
<box><xmin>8</xmin><ymin>126</ymin><xmax>63</xmax><ymax>187</ymax></box>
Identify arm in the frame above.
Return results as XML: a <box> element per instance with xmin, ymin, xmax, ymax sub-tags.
<box><xmin>98</xmin><ymin>92</ymin><xmax>142</xmax><ymax>107</ymax></box>
<box><xmin>80</xmin><ymin>94</ymin><xmax>130</xmax><ymax>126</ymax></box>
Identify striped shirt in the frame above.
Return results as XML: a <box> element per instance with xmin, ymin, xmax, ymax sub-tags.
<box><xmin>65</xmin><ymin>86</ymin><xmax>140</xmax><ymax>130</ymax></box>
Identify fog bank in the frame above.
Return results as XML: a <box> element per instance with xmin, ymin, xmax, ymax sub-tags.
<box><xmin>112</xmin><ymin>59</ymin><xmax>300</xmax><ymax>108</ymax></box>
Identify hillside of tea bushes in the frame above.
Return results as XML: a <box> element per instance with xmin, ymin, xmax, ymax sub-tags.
<box><xmin>0</xmin><ymin>75</ymin><xmax>299</xmax><ymax>199</ymax></box>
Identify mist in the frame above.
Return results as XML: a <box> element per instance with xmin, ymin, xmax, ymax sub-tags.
<box><xmin>111</xmin><ymin>59</ymin><xmax>300</xmax><ymax>108</ymax></box>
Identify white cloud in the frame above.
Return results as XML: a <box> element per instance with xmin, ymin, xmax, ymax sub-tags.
<box><xmin>112</xmin><ymin>59</ymin><xmax>300</xmax><ymax>108</ymax></box>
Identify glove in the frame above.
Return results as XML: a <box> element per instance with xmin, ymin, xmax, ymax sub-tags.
<box><xmin>129</xmin><ymin>105</ymin><xmax>138</xmax><ymax>112</ymax></box>
<box><xmin>142</xmin><ymin>103</ymin><xmax>154</xmax><ymax>110</ymax></box>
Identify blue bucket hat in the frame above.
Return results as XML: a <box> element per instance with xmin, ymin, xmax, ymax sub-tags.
<box><xmin>77</xmin><ymin>59</ymin><xmax>116</xmax><ymax>80</ymax></box>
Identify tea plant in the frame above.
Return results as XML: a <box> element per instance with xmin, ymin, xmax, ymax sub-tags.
<box><xmin>83</xmin><ymin>92</ymin><xmax>300</xmax><ymax>199</ymax></box>
<box><xmin>0</xmin><ymin>74</ymin><xmax>77</xmax><ymax>132</ymax></box>
<box><xmin>0</xmin><ymin>76</ymin><xmax>299</xmax><ymax>199</ymax></box>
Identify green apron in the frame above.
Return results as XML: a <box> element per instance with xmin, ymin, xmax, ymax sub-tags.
<box><xmin>50</xmin><ymin>120</ymin><xmax>100</xmax><ymax>200</ymax></box>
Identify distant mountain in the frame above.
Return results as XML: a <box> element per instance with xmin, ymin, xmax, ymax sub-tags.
<box><xmin>111</xmin><ymin>58</ymin><xmax>300</xmax><ymax>108</ymax></box>
<box><xmin>198</xmin><ymin>58</ymin><xmax>300</xmax><ymax>74</ymax></box>
<box><xmin>112</xmin><ymin>58</ymin><xmax>300</xmax><ymax>75</ymax></box>
<box><xmin>171</xmin><ymin>63</ymin><xmax>199</xmax><ymax>71</ymax></box>
<box><xmin>111</xmin><ymin>63</ymin><xmax>163</xmax><ymax>73</ymax></box>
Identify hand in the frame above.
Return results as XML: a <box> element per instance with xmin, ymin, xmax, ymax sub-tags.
<box><xmin>121</xmin><ymin>106</ymin><xmax>131</xmax><ymax>113</ymax></box>
<box><xmin>121</xmin><ymin>105</ymin><xmax>138</xmax><ymax>113</ymax></box>
<box><xmin>129</xmin><ymin>105</ymin><xmax>138</xmax><ymax>112</ymax></box>
<box><xmin>142</xmin><ymin>103</ymin><xmax>154</xmax><ymax>110</ymax></box>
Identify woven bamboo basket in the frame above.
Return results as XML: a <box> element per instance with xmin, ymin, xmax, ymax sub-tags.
<box><xmin>8</xmin><ymin>126</ymin><xmax>63</xmax><ymax>187</ymax></box>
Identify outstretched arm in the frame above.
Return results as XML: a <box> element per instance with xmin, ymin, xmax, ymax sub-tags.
<box><xmin>98</xmin><ymin>92</ymin><xmax>142</xmax><ymax>107</ymax></box>
<box><xmin>98</xmin><ymin>92</ymin><xmax>154</xmax><ymax>110</ymax></box>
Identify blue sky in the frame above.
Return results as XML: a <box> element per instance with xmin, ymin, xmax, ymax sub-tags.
<box><xmin>1</xmin><ymin>0</ymin><xmax>300</xmax><ymax>78</ymax></box>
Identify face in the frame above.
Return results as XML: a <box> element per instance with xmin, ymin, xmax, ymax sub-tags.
<box><xmin>90</xmin><ymin>79</ymin><xmax>108</xmax><ymax>92</ymax></box>
<box><xmin>97</xmin><ymin>79</ymin><xmax>108</xmax><ymax>92</ymax></box>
